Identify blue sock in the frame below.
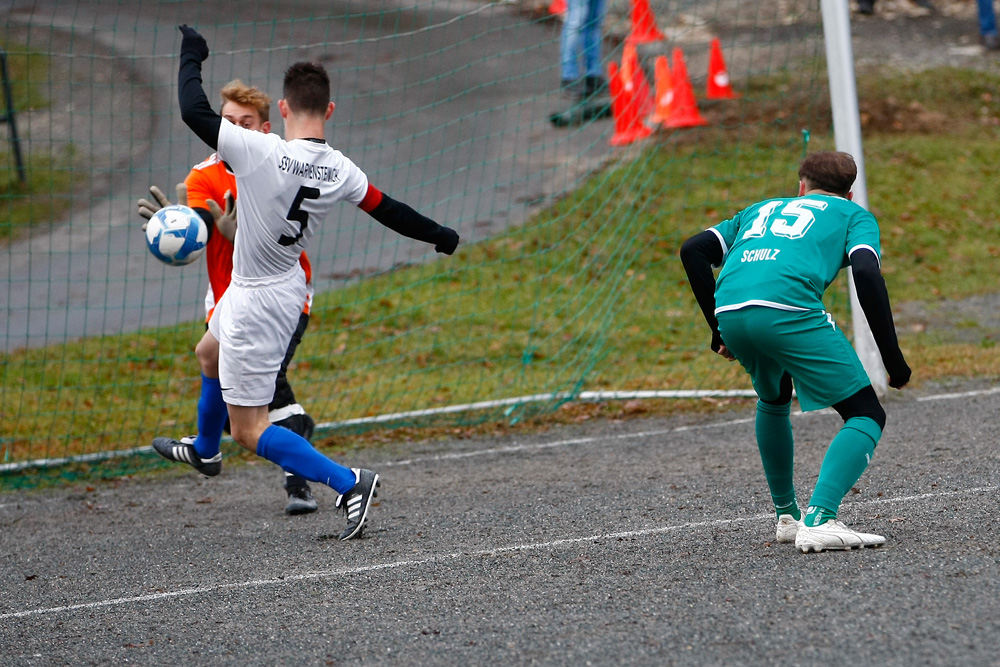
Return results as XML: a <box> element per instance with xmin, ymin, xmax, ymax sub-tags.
<box><xmin>193</xmin><ymin>375</ymin><xmax>227</xmax><ymax>460</ymax></box>
<box><xmin>256</xmin><ymin>425</ymin><xmax>356</xmax><ymax>494</ymax></box>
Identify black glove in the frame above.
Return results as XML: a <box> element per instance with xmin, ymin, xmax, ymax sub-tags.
<box><xmin>178</xmin><ymin>25</ymin><xmax>209</xmax><ymax>62</ymax></box>
<box><xmin>888</xmin><ymin>362</ymin><xmax>911</xmax><ymax>389</ymax></box>
<box><xmin>710</xmin><ymin>330</ymin><xmax>724</xmax><ymax>354</ymax></box>
<box><xmin>435</xmin><ymin>228</ymin><xmax>459</xmax><ymax>255</ymax></box>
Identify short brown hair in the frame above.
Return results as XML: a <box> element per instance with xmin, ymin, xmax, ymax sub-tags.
<box><xmin>282</xmin><ymin>62</ymin><xmax>331</xmax><ymax>116</ymax></box>
<box><xmin>798</xmin><ymin>151</ymin><xmax>857</xmax><ymax>197</ymax></box>
<box><xmin>219</xmin><ymin>79</ymin><xmax>271</xmax><ymax>123</ymax></box>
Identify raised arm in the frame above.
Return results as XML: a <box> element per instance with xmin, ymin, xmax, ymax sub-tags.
<box><xmin>177</xmin><ymin>25</ymin><xmax>221</xmax><ymax>150</ymax></box>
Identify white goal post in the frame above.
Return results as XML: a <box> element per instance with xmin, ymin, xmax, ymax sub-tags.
<box><xmin>821</xmin><ymin>0</ymin><xmax>889</xmax><ymax>396</ymax></box>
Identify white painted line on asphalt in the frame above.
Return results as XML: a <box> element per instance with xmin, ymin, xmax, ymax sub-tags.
<box><xmin>0</xmin><ymin>417</ymin><xmax>758</xmax><ymax>510</ymax></box>
<box><xmin>380</xmin><ymin>417</ymin><xmax>756</xmax><ymax>467</ymax></box>
<box><xmin>917</xmin><ymin>386</ymin><xmax>1000</xmax><ymax>401</ymax></box>
<box><xmin>2</xmin><ymin>484</ymin><xmax>995</xmax><ymax>621</ymax></box>
<box><xmin>380</xmin><ymin>409</ymin><xmax>843</xmax><ymax>468</ymax></box>
<box><xmin>4</xmin><ymin>384</ymin><xmax>994</xmax><ymax>474</ymax></box>
<box><xmin>378</xmin><ymin>384</ymin><xmax>1000</xmax><ymax>469</ymax></box>
<box><xmin>0</xmin><ymin>382</ymin><xmax>992</xmax><ymax>508</ymax></box>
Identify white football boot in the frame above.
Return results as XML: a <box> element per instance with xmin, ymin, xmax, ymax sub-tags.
<box><xmin>775</xmin><ymin>514</ymin><xmax>805</xmax><ymax>543</ymax></box>
<box><xmin>795</xmin><ymin>519</ymin><xmax>885</xmax><ymax>553</ymax></box>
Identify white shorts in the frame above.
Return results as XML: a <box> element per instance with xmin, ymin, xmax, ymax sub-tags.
<box><xmin>208</xmin><ymin>264</ymin><xmax>306</xmax><ymax>407</ymax></box>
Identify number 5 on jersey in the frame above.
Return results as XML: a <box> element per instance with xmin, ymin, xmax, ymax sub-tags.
<box><xmin>279</xmin><ymin>186</ymin><xmax>321</xmax><ymax>247</ymax></box>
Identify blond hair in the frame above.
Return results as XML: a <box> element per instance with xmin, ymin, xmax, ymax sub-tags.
<box><xmin>219</xmin><ymin>79</ymin><xmax>271</xmax><ymax>123</ymax></box>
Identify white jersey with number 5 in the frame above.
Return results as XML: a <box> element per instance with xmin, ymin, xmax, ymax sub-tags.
<box><xmin>217</xmin><ymin>118</ymin><xmax>369</xmax><ymax>280</ymax></box>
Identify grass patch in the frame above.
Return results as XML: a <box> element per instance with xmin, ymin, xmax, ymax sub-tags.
<box><xmin>4</xmin><ymin>65</ymin><xmax>1000</xmax><ymax>486</ymax></box>
<box><xmin>0</xmin><ymin>41</ymin><xmax>50</xmax><ymax>112</ymax></box>
<box><xmin>0</xmin><ymin>40</ymin><xmax>76</xmax><ymax>241</ymax></box>
<box><xmin>1</xmin><ymin>148</ymin><xmax>78</xmax><ymax>241</ymax></box>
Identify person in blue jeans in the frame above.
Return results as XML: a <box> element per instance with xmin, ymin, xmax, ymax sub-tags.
<box><xmin>979</xmin><ymin>0</ymin><xmax>1000</xmax><ymax>50</ymax></box>
<box><xmin>559</xmin><ymin>0</ymin><xmax>607</xmax><ymax>100</ymax></box>
<box><xmin>858</xmin><ymin>0</ymin><xmax>934</xmax><ymax>15</ymax></box>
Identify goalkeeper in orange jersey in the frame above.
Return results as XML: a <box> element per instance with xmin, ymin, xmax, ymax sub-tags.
<box><xmin>138</xmin><ymin>80</ymin><xmax>320</xmax><ymax>516</ymax></box>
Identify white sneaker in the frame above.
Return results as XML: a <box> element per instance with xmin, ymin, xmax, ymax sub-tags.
<box><xmin>775</xmin><ymin>514</ymin><xmax>804</xmax><ymax>543</ymax></box>
<box><xmin>795</xmin><ymin>519</ymin><xmax>885</xmax><ymax>553</ymax></box>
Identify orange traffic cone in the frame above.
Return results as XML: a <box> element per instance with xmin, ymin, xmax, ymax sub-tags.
<box><xmin>665</xmin><ymin>48</ymin><xmax>708</xmax><ymax>128</ymax></box>
<box><xmin>647</xmin><ymin>55</ymin><xmax>674</xmax><ymax>126</ymax></box>
<box><xmin>625</xmin><ymin>0</ymin><xmax>666</xmax><ymax>45</ymax></box>
<box><xmin>549</xmin><ymin>0</ymin><xmax>566</xmax><ymax>15</ymax></box>
<box><xmin>621</xmin><ymin>43</ymin><xmax>654</xmax><ymax>118</ymax></box>
<box><xmin>706</xmin><ymin>38</ymin><xmax>740</xmax><ymax>99</ymax></box>
<box><xmin>608</xmin><ymin>61</ymin><xmax>652</xmax><ymax>146</ymax></box>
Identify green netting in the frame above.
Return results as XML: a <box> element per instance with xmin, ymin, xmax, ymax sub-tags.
<box><xmin>1</xmin><ymin>0</ymin><xmax>834</xmax><ymax>487</ymax></box>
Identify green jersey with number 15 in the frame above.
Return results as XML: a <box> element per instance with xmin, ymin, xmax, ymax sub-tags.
<box><xmin>710</xmin><ymin>194</ymin><xmax>881</xmax><ymax>315</ymax></box>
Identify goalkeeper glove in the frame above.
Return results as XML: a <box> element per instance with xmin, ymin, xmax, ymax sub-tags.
<box><xmin>137</xmin><ymin>183</ymin><xmax>188</xmax><ymax>231</ymax></box>
<box><xmin>206</xmin><ymin>190</ymin><xmax>237</xmax><ymax>241</ymax></box>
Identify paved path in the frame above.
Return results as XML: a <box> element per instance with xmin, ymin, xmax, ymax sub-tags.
<box><xmin>1</xmin><ymin>0</ymin><xmax>613</xmax><ymax>351</ymax></box>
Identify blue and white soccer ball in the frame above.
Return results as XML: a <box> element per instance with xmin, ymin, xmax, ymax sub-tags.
<box><xmin>145</xmin><ymin>204</ymin><xmax>208</xmax><ymax>266</ymax></box>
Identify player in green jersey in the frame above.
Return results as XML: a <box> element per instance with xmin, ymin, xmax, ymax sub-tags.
<box><xmin>680</xmin><ymin>151</ymin><xmax>911</xmax><ymax>553</ymax></box>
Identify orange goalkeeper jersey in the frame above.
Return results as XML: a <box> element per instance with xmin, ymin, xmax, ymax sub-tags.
<box><xmin>184</xmin><ymin>154</ymin><xmax>313</xmax><ymax>320</ymax></box>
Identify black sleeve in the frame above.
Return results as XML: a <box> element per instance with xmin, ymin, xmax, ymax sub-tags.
<box><xmin>679</xmin><ymin>230</ymin><xmax>725</xmax><ymax>352</ymax></box>
<box><xmin>192</xmin><ymin>207</ymin><xmax>215</xmax><ymax>235</ymax></box>
<box><xmin>367</xmin><ymin>193</ymin><xmax>459</xmax><ymax>255</ymax></box>
<box><xmin>850</xmin><ymin>248</ymin><xmax>911</xmax><ymax>388</ymax></box>
<box><xmin>177</xmin><ymin>31</ymin><xmax>221</xmax><ymax>149</ymax></box>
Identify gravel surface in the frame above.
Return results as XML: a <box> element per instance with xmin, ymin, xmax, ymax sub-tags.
<box><xmin>2</xmin><ymin>380</ymin><xmax>999</xmax><ymax>665</ymax></box>
<box><xmin>3</xmin><ymin>2</ymin><xmax>1000</xmax><ymax>664</ymax></box>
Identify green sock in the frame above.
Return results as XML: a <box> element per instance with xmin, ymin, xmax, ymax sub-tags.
<box><xmin>807</xmin><ymin>416</ymin><xmax>882</xmax><ymax>523</ymax></box>
<box><xmin>775</xmin><ymin>501</ymin><xmax>801</xmax><ymax>521</ymax></box>
<box><xmin>755</xmin><ymin>400</ymin><xmax>797</xmax><ymax>516</ymax></box>
<box><xmin>804</xmin><ymin>505</ymin><xmax>837</xmax><ymax>527</ymax></box>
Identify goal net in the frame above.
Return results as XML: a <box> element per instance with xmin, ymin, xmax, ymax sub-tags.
<box><xmin>0</xmin><ymin>0</ymin><xmax>834</xmax><ymax>484</ymax></box>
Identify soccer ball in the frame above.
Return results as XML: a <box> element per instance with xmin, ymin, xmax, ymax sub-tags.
<box><xmin>145</xmin><ymin>204</ymin><xmax>208</xmax><ymax>266</ymax></box>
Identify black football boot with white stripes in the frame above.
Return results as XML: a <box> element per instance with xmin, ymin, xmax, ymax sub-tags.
<box><xmin>152</xmin><ymin>436</ymin><xmax>222</xmax><ymax>476</ymax></box>
<box><xmin>335</xmin><ymin>468</ymin><xmax>380</xmax><ymax>540</ymax></box>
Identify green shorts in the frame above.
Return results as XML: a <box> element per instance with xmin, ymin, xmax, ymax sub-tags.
<box><xmin>716</xmin><ymin>306</ymin><xmax>871</xmax><ymax>411</ymax></box>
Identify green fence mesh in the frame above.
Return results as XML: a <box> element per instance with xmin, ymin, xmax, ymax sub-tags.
<box><xmin>1</xmin><ymin>0</ymin><xmax>833</xmax><ymax>487</ymax></box>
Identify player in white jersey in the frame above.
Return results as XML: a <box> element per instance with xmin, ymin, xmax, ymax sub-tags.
<box><xmin>138</xmin><ymin>79</ymin><xmax>323</xmax><ymax>516</ymax></box>
<box><xmin>152</xmin><ymin>25</ymin><xmax>460</xmax><ymax>540</ymax></box>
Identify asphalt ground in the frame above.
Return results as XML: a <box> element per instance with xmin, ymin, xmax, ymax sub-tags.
<box><xmin>2</xmin><ymin>379</ymin><xmax>999</xmax><ymax>665</ymax></box>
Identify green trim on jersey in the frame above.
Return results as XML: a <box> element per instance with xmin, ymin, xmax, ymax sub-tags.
<box><xmin>712</xmin><ymin>195</ymin><xmax>881</xmax><ymax>314</ymax></box>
